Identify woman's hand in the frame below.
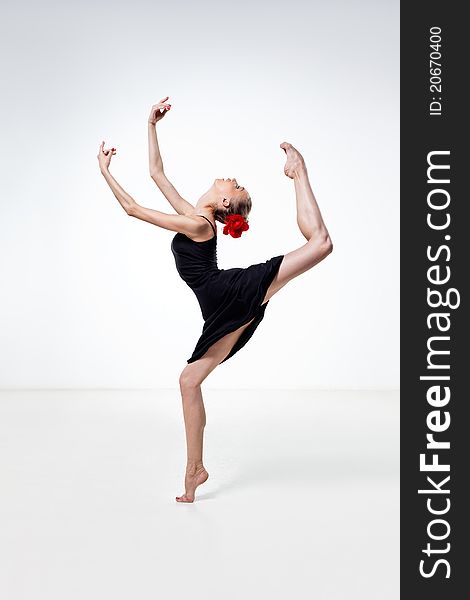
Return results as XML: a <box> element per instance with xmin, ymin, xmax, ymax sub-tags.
<box><xmin>280</xmin><ymin>142</ymin><xmax>306</xmax><ymax>179</ymax></box>
<box><xmin>97</xmin><ymin>141</ymin><xmax>116</xmax><ymax>172</ymax></box>
<box><xmin>148</xmin><ymin>96</ymin><xmax>172</xmax><ymax>125</ymax></box>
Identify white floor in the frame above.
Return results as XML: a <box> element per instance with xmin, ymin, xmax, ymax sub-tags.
<box><xmin>0</xmin><ymin>389</ymin><xmax>399</xmax><ymax>600</ymax></box>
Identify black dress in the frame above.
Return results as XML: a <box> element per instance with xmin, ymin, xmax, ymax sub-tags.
<box><xmin>171</xmin><ymin>215</ymin><xmax>285</xmax><ymax>364</ymax></box>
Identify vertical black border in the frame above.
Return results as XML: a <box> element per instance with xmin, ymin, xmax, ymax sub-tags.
<box><xmin>401</xmin><ymin>1</ymin><xmax>467</xmax><ymax>596</ymax></box>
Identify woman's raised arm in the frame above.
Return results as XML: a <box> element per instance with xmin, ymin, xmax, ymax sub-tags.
<box><xmin>98</xmin><ymin>141</ymin><xmax>207</xmax><ymax>237</ymax></box>
<box><xmin>148</xmin><ymin>98</ymin><xmax>195</xmax><ymax>216</ymax></box>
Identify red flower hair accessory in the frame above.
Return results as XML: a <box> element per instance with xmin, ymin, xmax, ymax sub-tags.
<box><xmin>223</xmin><ymin>214</ymin><xmax>249</xmax><ymax>238</ymax></box>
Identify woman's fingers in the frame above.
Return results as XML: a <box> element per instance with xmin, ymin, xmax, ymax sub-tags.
<box><xmin>99</xmin><ymin>141</ymin><xmax>116</xmax><ymax>156</ymax></box>
<box><xmin>154</xmin><ymin>97</ymin><xmax>171</xmax><ymax>113</ymax></box>
<box><xmin>149</xmin><ymin>97</ymin><xmax>172</xmax><ymax>124</ymax></box>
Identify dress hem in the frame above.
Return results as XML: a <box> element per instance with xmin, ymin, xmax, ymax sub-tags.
<box><xmin>186</xmin><ymin>254</ymin><xmax>285</xmax><ymax>364</ymax></box>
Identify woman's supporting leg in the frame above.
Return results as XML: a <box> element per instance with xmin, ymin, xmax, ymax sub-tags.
<box><xmin>262</xmin><ymin>143</ymin><xmax>333</xmax><ymax>304</ymax></box>
<box><xmin>176</xmin><ymin>317</ymin><xmax>256</xmax><ymax>503</ymax></box>
<box><xmin>180</xmin><ymin>382</ymin><xmax>207</xmax><ymax>479</ymax></box>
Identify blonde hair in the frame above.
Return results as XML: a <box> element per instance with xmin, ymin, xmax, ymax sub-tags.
<box><xmin>214</xmin><ymin>193</ymin><xmax>252</xmax><ymax>225</ymax></box>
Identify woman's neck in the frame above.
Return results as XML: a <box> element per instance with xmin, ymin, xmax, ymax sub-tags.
<box><xmin>195</xmin><ymin>191</ymin><xmax>215</xmax><ymax>214</ymax></box>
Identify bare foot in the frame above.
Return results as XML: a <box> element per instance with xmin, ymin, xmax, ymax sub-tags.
<box><xmin>175</xmin><ymin>465</ymin><xmax>209</xmax><ymax>503</ymax></box>
<box><xmin>280</xmin><ymin>141</ymin><xmax>305</xmax><ymax>179</ymax></box>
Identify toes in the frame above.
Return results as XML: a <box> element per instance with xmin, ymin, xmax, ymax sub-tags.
<box><xmin>175</xmin><ymin>494</ymin><xmax>194</xmax><ymax>503</ymax></box>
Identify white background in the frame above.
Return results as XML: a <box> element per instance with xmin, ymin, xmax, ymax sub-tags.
<box><xmin>0</xmin><ymin>0</ymin><xmax>399</xmax><ymax>389</ymax></box>
<box><xmin>0</xmin><ymin>4</ymin><xmax>399</xmax><ymax>599</ymax></box>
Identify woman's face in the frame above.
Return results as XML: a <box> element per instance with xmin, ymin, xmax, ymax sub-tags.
<box><xmin>213</xmin><ymin>178</ymin><xmax>249</xmax><ymax>205</ymax></box>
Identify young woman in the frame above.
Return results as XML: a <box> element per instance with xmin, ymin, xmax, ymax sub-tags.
<box><xmin>97</xmin><ymin>96</ymin><xmax>333</xmax><ymax>503</ymax></box>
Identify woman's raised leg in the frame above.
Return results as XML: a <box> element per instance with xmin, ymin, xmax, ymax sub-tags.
<box><xmin>176</xmin><ymin>317</ymin><xmax>256</xmax><ymax>503</ymax></box>
<box><xmin>262</xmin><ymin>142</ymin><xmax>333</xmax><ymax>304</ymax></box>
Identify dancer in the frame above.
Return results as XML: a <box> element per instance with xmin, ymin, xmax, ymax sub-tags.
<box><xmin>97</xmin><ymin>96</ymin><xmax>333</xmax><ymax>502</ymax></box>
